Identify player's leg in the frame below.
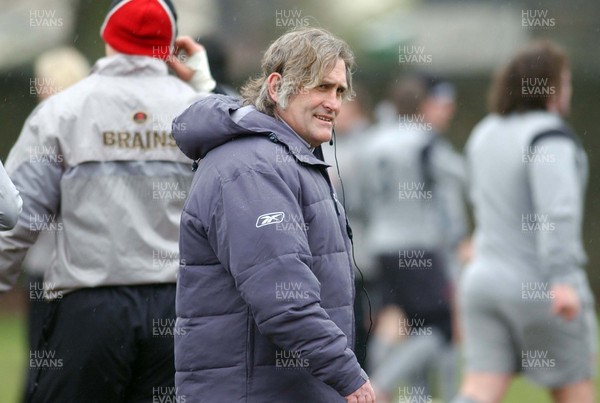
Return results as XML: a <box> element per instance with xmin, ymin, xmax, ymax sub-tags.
<box><xmin>123</xmin><ymin>284</ymin><xmax>177</xmax><ymax>403</ymax></box>
<box><xmin>453</xmin><ymin>372</ymin><xmax>512</xmax><ymax>403</ymax></box>
<box><xmin>370</xmin><ymin>328</ymin><xmax>444</xmax><ymax>397</ymax></box>
<box><xmin>367</xmin><ymin>305</ymin><xmax>402</xmax><ymax>369</ymax></box>
<box><xmin>453</xmin><ymin>265</ymin><xmax>517</xmax><ymax>403</ymax></box>
<box><xmin>27</xmin><ymin>287</ymin><xmax>138</xmax><ymax>403</ymax></box>
<box><xmin>368</xmin><ymin>253</ymin><xmax>406</xmax><ymax>373</ymax></box>
<box><xmin>436</xmin><ymin>341</ymin><xmax>460</xmax><ymax>402</ymax></box>
<box><xmin>551</xmin><ymin>379</ymin><xmax>594</xmax><ymax>403</ymax></box>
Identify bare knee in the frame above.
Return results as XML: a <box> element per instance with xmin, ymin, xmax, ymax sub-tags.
<box><xmin>551</xmin><ymin>379</ymin><xmax>594</xmax><ymax>403</ymax></box>
<box><xmin>457</xmin><ymin>372</ymin><xmax>512</xmax><ymax>403</ymax></box>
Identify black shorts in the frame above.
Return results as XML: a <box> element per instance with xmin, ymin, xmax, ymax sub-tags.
<box><xmin>26</xmin><ymin>284</ymin><xmax>176</xmax><ymax>403</ymax></box>
<box><xmin>378</xmin><ymin>251</ymin><xmax>452</xmax><ymax>342</ymax></box>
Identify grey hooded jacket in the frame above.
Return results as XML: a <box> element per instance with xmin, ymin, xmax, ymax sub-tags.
<box><xmin>0</xmin><ymin>55</ymin><xmax>199</xmax><ymax>293</ymax></box>
<box><xmin>173</xmin><ymin>95</ymin><xmax>367</xmax><ymax>402</ymax></box>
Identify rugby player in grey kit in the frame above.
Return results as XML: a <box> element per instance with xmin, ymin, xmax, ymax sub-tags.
<box><xmin>452</xmin><ymin>40</ymin><xmax>597</xmax><ymax>403</ymax></box>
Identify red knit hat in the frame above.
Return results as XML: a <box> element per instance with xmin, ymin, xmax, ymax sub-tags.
<box><xmin>100</xmin><ymin>0</ymin><xmax>177</xmax><ymax>60</ymax></box>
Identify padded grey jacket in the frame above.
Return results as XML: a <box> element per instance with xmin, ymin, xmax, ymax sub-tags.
<box><xmin>173</xmin><ymin>95</ymin><xmax>367</xmax><ymax>402</ymax></box>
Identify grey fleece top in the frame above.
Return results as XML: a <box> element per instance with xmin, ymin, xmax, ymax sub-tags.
<box><xmin>466</xmin><ymin>111</ymin><xmax>589</xmax><ymax>287</ymax></box>
<box><xmin>358</xmin><ymin>122</ymin><xmax>468</xmax><ymax>255</ymax></box>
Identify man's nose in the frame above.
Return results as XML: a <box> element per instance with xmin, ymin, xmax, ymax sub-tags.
<box><xmin>323</xmin><ymin>90</ymin><xmax>341</xmax><ymax>114</ymax></box>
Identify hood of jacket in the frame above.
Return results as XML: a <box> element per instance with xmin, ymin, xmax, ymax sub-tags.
<box><xmin>172</xmin><ymin>94</ymin><xmax>327</xmax><ymax>167</ymax></box>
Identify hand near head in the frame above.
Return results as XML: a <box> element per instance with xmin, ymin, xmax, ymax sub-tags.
<box><xmin>167</xmin><ymin>36</ymin><xmax>216</xmax><ymax>92</ymax></box>
<box><xmin>457</xmin><ymin>237</ymin><xmax>474</xmax><ymax>266</ymax></box>
<box><xmin>345</xmin><ymin>380</ymin><xmax>376</xmax><ymax>403</ymax></box>
<box><xmin>551</xmin><ymin>284</ymin><xmax>580</xmax><ymax>321</ymax></box>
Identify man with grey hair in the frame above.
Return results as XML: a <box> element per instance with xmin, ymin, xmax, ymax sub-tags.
<box><xmin>172</xmin><ymin>27</ymin><xmax>375</xmax><ymax>402</ymax></box>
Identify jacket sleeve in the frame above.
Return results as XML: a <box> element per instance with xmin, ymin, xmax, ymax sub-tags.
<box><xmin>0</xmin><ymin>160</ymin><xmax>22</xmax><ymax>231</ymax></box>
<box><xmin>206</xmin><ymin>167</ymin><xmax>366</xmax><ymax>397</ymax></box>
<box><xmin>528</xmin><ymin>136</ymin><xmax>586</xmax><ymax>285</ymax></box>
<box><xmin>0</xmin><ymin>104</ymin><xmax>63</xmax><ymax>292</ymax></box>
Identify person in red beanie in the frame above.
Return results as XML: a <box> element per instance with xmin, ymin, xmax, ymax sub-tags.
<box><xmin>0</xmin><ymin>0</ymin><xmax>215</xmax><ymax>402</ymax></box>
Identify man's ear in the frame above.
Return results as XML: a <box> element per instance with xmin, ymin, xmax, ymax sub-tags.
<box><xmin>267</xmin><ymin>73</ymin><xmax>282</xmax><ymax>103</ymax></box>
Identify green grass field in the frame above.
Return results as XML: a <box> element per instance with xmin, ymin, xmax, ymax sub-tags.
<box><xmin>0</xmin><ymin>314</ymin><xmax>26</xmax><ymax>403</ymax></box>
<box><xmin>0</xmin><ymin>313</ymin><xmax>597</xmax><ymax>403</ymax></box>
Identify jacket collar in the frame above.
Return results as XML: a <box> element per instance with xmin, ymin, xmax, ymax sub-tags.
<box><xmin>233</xmin><ymin>105</ymin><xmax>329</xmax><ymax>168</ymax></box>
<box><xmin>92</xmin><ymin>54</ymin><xmax>169</xmax><ymax>77</ymax></box>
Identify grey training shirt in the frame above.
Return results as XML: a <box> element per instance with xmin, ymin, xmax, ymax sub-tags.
<box><xmin>466</xmin><ymin>111</ymin><xmax>588</xmax><ymax>287</ymax></box>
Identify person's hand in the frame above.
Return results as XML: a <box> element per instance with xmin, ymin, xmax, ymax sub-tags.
<box><xmin>551</xmin><ymin>284</ymin><xmax>580</xmax><ymax>321</ymax></box>
<box><xmin>345</xmin><ymin>380</ymin><xmax>376</xmax><ymax>403</ymax></box>
<box><xmin>166</xmin><ymin>36</ymin><xmax>202</xmax><ymax>81</ymax></box>
<box><xmin>457</xmin><ymin>237</ymin><xmax>474</xmax><ymax>266</ymax></box>
<box><xmin>167</xmin><ymin>36</ymin><xmax>216</xmax><ymax>92</ymax></box>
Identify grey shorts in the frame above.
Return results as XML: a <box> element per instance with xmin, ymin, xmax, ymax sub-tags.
<box><xmin>458</xmin><ymin>264</ymin><xmax>597</xmax><ymax>388</ymax></box>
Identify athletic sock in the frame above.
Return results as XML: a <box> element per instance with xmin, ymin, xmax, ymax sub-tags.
<box><xmin>437</xmin><ymin>344</ymin><xmax>460</xmax><ymax>401</ymax></box>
